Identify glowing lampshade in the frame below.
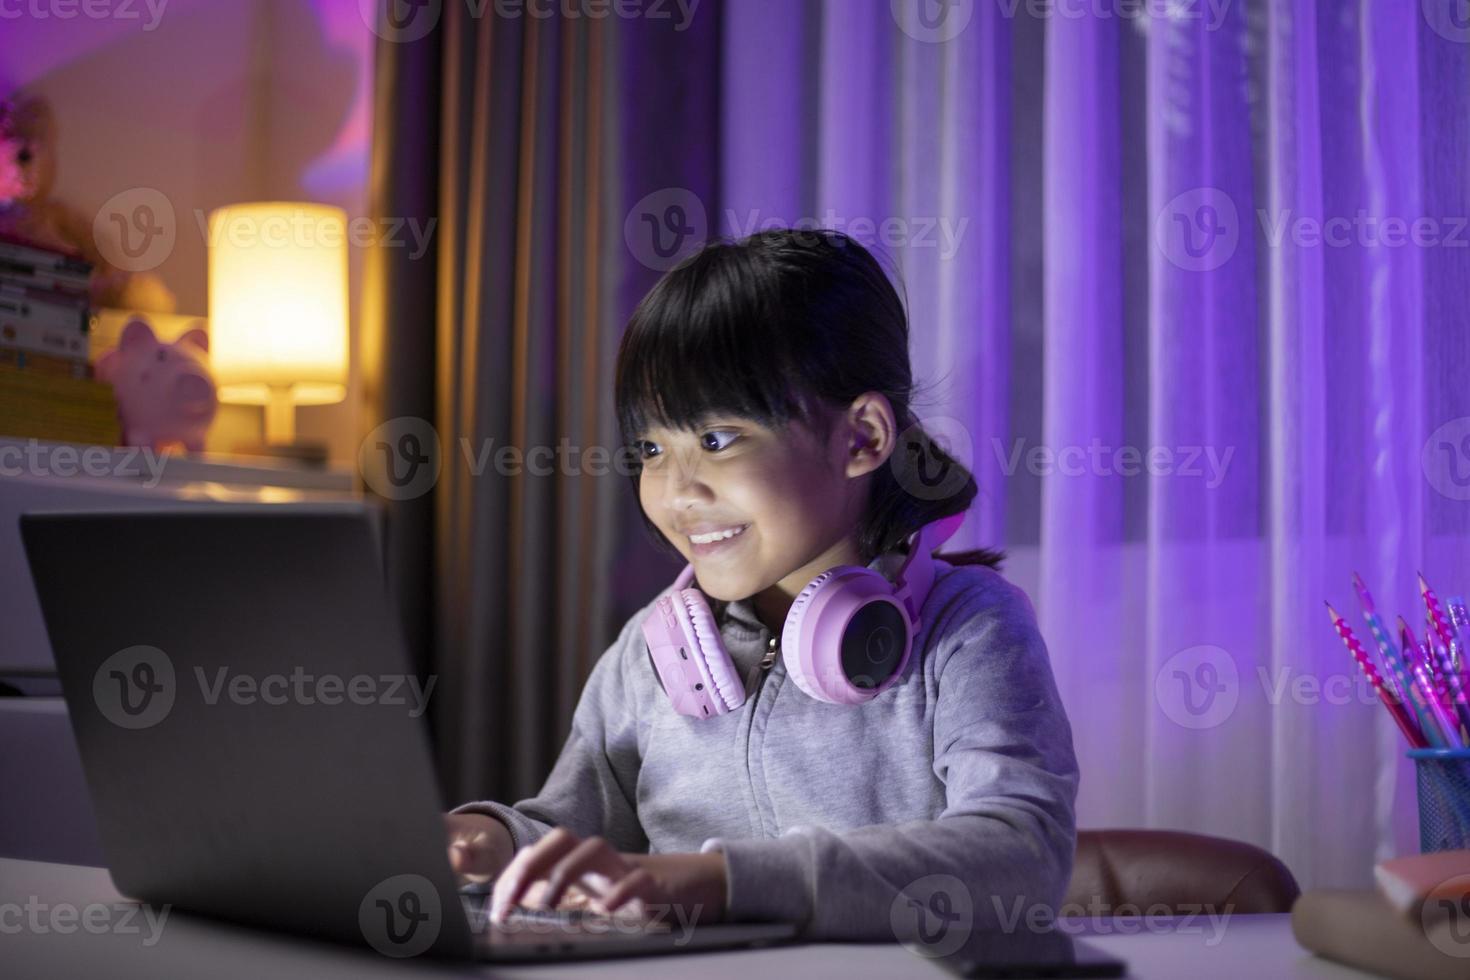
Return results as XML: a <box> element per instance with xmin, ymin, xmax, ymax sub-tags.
<box><xmin>208</xmin><ymin>202</ymin><xmax>349</xmax><ymax>444</ymax></box>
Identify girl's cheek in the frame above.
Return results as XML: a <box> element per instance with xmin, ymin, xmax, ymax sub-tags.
<box><xmin>637</xmin><ymin>476</ymin><xmax>666</xmax><ymax>525</ymax></box>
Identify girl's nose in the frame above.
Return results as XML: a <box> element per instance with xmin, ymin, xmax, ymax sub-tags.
<box><xmin>662</xmin><ymin>451</ymin><xmax>713</xmax><ymax>509</ymax></box>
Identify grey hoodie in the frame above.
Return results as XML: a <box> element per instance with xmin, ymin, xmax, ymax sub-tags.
<box><xmin>454</xmin><ymin>559</ymin><xmax>1079</xmax><ymax>941</ymax></box>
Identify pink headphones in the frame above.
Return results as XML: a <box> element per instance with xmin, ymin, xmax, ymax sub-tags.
<box><xmin>640</xmin><ymin>512</ymin><xmax>965</xmax><ymax>718</ymax></box>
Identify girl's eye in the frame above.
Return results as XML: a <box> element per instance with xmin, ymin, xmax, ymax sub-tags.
<box><xmin>700</xmin><ymin>430</ymin><xmax>738</xmax><ymax>452</ymax></box>
<box><xmin>636</xmin><ymin>431</ymin><xmax>736</xmax><ymax>462</ymax></box>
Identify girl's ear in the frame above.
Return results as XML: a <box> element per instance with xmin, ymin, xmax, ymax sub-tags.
<box><xmin>843</xmin><ymin>391</ymin><xmax>897</xmax><ymax>477</ymax></box>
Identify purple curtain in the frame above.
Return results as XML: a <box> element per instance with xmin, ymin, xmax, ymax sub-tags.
<box><xmin>702</xmin><ymin>1</ymin><xmax>1470</xmax><ymax>890</ymax></box>
<box><xmin>368</xmin><ymin>1</ymin><xmax>1470</xmax><ymax>888</ymax></box>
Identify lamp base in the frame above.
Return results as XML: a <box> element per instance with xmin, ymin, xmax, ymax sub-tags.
<box><xmin>231</xmin><ymin>440</ymin><xmax>329</xmax><ymax>467</ymax></box>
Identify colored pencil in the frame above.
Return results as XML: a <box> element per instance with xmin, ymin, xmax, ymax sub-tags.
<box><xmin>1403</xmin><ymin>622</ymin><xmax>1463</xmax><ymax>749</ymax></box>
<box><xmin>1424</xmin><ymin>633</ymin><xmax>1470</xmax><ymax>741</ymax></box>
<box><xmin>1353</xmin><ymin>573</ymin><xmax>1417</xmax><ymax>707</ymax></box>
<box><xmin>1396</xmin><ymin>619</ymin><xmax>1450</xmax><ymax>748</ymax></box>
<box><xmin>1419</xmin><ymin>572</ymin><xmax>1458</xmax><ymax>657</ymax></box>
<box><xmin>1325</xmin><ymin>603</ymin><xmax>1428</xmax><ymax>748</ymax></box>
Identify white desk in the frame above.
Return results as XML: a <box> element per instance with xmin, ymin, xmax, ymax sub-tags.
<box><xmin>0</xmin><ymin>858</ymin><xmax>1379</xmax><ymax>979</ymax></box>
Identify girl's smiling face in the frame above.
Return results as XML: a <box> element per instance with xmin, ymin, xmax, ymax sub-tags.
<box><xmin>636</xmin><ymin>396</ymin><xmax>896</xmax><ymax>622</ymax></box>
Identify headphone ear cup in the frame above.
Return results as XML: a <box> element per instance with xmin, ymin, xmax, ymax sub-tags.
<box><xmin>783</xmin><ymin>567</ymin><xmax>914</xmax><ymax>704</ymax></box>
<box><xmin>642</xmin><ymin>587</ymin><xmax>746</xmax><ymax>719</ymax></box>
<box><xmin>676</xmin><ymin>589</ymin><xmax>745</xmax><ymax>713</ymax></box>
<box><xmin>780</xmin><ymin>569</ymin><xmax>838</xmax><ymax>701</ymax></box>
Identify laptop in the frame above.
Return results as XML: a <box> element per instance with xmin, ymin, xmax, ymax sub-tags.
<box><xmin>20</xmin><ymin>505</ymin><xmax>798</xmax><ymax>962</ymax></box>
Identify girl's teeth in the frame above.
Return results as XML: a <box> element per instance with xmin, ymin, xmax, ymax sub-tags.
<box><xmin>690</xmin><ymin>525</ymin><xmax>747</xmax><ymax>545</ymax></box>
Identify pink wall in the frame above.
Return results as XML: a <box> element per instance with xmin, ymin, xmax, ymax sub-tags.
<box><xmin>1</xmin><ymin>0</ymin><xmax>375</xmax><ymax>464</ymax></box>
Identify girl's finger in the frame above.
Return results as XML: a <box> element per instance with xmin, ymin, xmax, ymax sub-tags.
<box><xmin>537</xmin><ymin>837</ymin><xmax>629</xmax><ymax>911</ymax></box>
<box><xmin>449</xmin><ymin>840</ymin><xmax>489</xmax><ymax>880</ymax></box>
<box><xmin>451</xmin><ymin>824</ymin><xmax>497</xmax><ymax>879</ymax></box>
<box><xmin>592</xmin><ymin>867</ymin><xmax>656</xmax><ymax>915</ymax></box>
<box><xmin>490</xmin><ymin>828</ymin><xmax>581</xmax><ymax>919</ymax></box>
<box><xmin>528</xmin><ymin>878</ymin><xmax>596</xmax><ymax>910</ymax></box>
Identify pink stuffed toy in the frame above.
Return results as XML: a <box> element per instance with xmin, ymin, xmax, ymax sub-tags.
<box><xmin>0</xmin><ymin>94</ymin><xmax>176</xmax><ymax>312</ymax></box>
<box><xmin>95</xmin><ymin>318</ymin><xmax>217</xmax><ymax>453</ymax></box>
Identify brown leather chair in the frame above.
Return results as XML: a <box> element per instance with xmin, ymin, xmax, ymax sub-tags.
<box><xmin>1064</xmin><ymin>829</ymin><xmax>1301</xmax><ymax>914</ymax></box>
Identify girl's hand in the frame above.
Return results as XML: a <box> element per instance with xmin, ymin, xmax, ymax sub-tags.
<box><xmin>444</xmin><ymin>812</ymin><xmax>516</xmax><ymax>884</ymax></box>
<box><xmin>488</xmin><ymin>826</ymin><xmax>728</xmax><ymax>925</ymax></box>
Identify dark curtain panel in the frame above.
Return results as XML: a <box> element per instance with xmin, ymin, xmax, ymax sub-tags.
<box><xmin>359</xmin><ymin>7</ymin><xmax>720</xmax><ymax>805</ymax></box>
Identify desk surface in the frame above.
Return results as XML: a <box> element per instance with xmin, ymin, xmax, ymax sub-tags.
<box><xmin>0</xmin><ymin>858</ymin><xmax>1378</xmax><ymax>979</ymax></box>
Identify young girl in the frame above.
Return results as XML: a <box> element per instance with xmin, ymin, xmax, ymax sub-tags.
<box><xmin>445</xmin><ymin>228</ymin><xmax>1078</xmax><ymax>942</ymax></box>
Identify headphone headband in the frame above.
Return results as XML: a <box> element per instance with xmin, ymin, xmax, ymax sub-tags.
<box><xmin>645</xmin><ymin>511</ymin><xmax>970</xmax><ymax>715</ymax></box>
<box><xmin>890</xmin><ymin>511</ymin><xmax>964</xmax><ymax>625</ymax></box>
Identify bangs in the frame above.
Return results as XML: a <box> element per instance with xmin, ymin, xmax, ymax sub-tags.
<box><xmin>615</xmin><ymin>243</ymin><xmax>821</xmax><ymax>445</ymax></box>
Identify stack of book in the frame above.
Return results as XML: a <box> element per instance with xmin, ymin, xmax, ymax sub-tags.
<box><xmin>1292</xmin><ymin>850</ymin><xmax>1470</xmax><ymax>979</ymax></box>
<box><xmin>0</xmin><ymin>234</ymin><xmax>119</xmax><ymax>446</ymax></box>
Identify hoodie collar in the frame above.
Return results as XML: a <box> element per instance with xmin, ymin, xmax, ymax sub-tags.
<box><xmin>713</xmin><ymin>594</ymin><xmax>768</xmax><ymax>638</ymax></box>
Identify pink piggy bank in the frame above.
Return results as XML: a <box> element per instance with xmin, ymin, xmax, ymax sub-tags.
<box><xmin>95</xmin><ymin>318</ymin><xmax>218</xmax><ymax>453</ymax></box>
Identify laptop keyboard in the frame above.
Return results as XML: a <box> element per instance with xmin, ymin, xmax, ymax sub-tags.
<box><xmin>461</xmin><ymin>897</ymin><xmax>674</xmax><ymax>936</ymax></box>
<box><xmin>457</xmin><ymin>880</ymin><xmax>675</xmax><ymax>934</ymax></box>
<box><xmin>461</xmin><ymin>888</ymin><xmax>606</xmax><ymax>924</ymax></box>
<box><xmin>501</xmin><ymin>905</ymin><xmax>600</xmax><ymax>925</ymax></box>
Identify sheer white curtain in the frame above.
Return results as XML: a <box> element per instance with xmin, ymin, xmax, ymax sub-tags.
<box><xmin>719</xmin><ymin>0</ymin><xmax>1470</xmax><ymax>889</ymax></box>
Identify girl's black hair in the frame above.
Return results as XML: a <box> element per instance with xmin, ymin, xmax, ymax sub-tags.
<box><xmin>614</xmin><ymin>227</ymin><xmax>1004</xmax><ymax>570</ymax></box>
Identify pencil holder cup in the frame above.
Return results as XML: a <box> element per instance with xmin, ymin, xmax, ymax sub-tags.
<box><xmin>1408</xmin><ymin>748</ymin><xmax>1470</xmax><ymax>853</ymax></box>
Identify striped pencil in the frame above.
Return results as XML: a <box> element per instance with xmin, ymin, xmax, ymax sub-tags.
<box><xmin>1424</xmin><ymin>632</ymin><xmax>1470</xmax><ymax>741</ymax></box>
<box><xmin>1353</xmin><ymin>573</ymin><xmax>1417</xmax><ymax>707</ymax></box>
<box><xmin>1419</xmin><ymin>572</ymin><xmax>1458</xmax><ymax>657</ymax></box>
<box><xmin>1412</xmin><ymin>660</ymin><xmax>1464</xmax><ymax>749</ymax></box>
<box><xmin>1325</xmin><ymin>604</ymin><xmax>1427</xmax><ymax>748</ymax></box>
<box><xmin>1447</xmin><ymin>595</ymin><xmax>1470</xmax><ymax>676</ymax></box>
<box><xmin>1402</xmin><ymin>622</ymin><xmax>1463</xmax><ymax>749</ymax></box>
<box><xmin>1396</xmin><ymin>618</ymin><xmax>1450</xmax><ymax>748</ymax></box>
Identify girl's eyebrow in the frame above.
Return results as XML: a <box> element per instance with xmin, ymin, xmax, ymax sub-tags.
<box><xmin>647</xmin><ymin>415</ymin><xmax>725</xmax><ymax>434</ymax></box>
<box><xmin>641</xmin><ymin>413</ymin><xmax>752</xmax><ymax>439</ymax></box>
<box><xmin>692</xmin><ymin>412</ymin><xmax>754</xmax><ymax>428</ymax></box>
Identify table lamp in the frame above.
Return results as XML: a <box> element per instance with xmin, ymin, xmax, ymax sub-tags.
<box><xmin>208</xmin><ymin>202</ymin><xmax>349</xmax><ymax>463</ymax></box>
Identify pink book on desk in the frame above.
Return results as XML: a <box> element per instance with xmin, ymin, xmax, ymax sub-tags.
<box><xmin>1374</xmin><ymin>850</ymin><xmax>1470</xmax><ymax>917</ymax></box>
